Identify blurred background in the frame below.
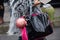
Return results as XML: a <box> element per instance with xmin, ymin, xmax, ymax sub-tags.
<box><xmin>0</xmin><ymin>0</ymin><xmax>60</xmax><ymax>40</ymax></box>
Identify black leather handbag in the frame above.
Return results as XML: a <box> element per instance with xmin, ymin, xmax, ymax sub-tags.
<box><xmin>26</xmin><ymin>13</ymin><xmax>53</xmax><ymax>40</ymax></box>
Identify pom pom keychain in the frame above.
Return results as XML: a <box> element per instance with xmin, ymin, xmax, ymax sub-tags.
<box><xmin>16</xmin><ymin>16</ymin><xmax>28</xmax><ymax>40</ymax></box>
<box><xmin>16</xmin><ymin>17</ymin><xmax>27</xmax><ymax>28</ymax></box>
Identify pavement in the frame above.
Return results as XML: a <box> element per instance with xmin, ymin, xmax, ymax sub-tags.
<box><xmin>46</xmin><ymin>28</ymin><xmax>60</xmax><ymax>40</ymax></box>
<box><xmin>0</xmin><ymin>3</ymin><xmax>60</xmax><ymax>40</ymax></box>
<box><xmin>0</xmin><ymin>28</ymin><xmax>60</xmax><ymax>40</ymax></box>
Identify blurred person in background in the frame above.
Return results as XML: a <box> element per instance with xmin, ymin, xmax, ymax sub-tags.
<box><xmin>0</xmin><ymin>0</ymin><xmax>4</xmax><ymax>24</ymax></box>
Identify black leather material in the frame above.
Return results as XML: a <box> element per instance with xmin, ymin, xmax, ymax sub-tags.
<box><xmin>26</xmin><ymin>14</ymin><xmax>53</xmax><ymax>40</ymax></box>
<box><xmin>26</xmin><ymin>21</ymin><xmax>53</xmax><ymax>40</ymax></box>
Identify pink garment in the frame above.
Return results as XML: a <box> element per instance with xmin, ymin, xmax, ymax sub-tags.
<box><xmin>21</xmin><ymin>27</ymin><xmax>28</xmax><ymax>40</ymax></box>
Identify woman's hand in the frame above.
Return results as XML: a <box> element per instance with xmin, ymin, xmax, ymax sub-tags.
<box><xmin>34</xmin><ymin>0</ymin><xmax>40</xmax><ymax>6</ymax></box>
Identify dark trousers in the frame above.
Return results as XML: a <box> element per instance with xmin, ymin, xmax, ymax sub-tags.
<box><xmin>0</xmin><ymin>4</ymin><xmax>4</xmax><ymax>18</ymax></box>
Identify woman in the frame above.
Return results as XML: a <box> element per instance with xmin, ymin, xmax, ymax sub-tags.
<box><xmin>0</xmin><ymin>0</ymin><xmax>4</xmax><ymax>24</ymax></box>
<box><xmin>7</xmin><ymin>0</ymin><xmax>53</xmax><ymax>40</ymax></box>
